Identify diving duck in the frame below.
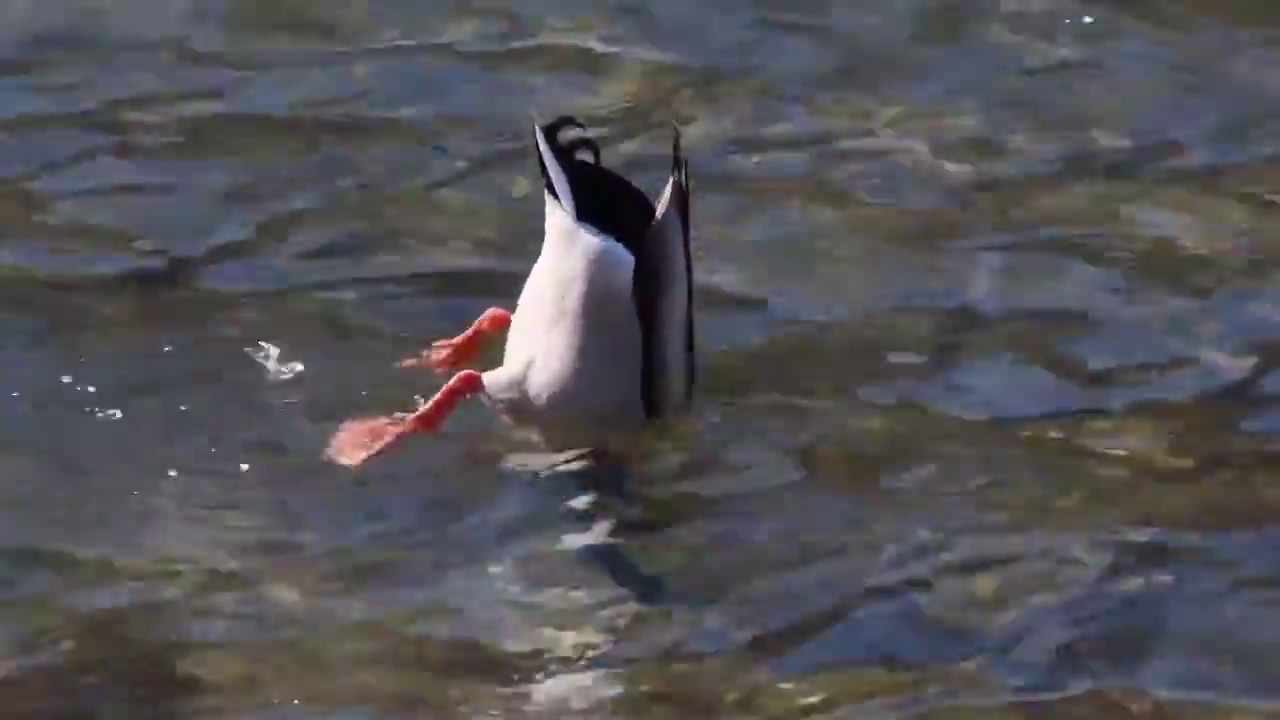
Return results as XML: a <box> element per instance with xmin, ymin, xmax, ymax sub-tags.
<box><xmin>325</xmin><ymin>115</ymin><xmax>693</xmax><ymax>467</ymax></box>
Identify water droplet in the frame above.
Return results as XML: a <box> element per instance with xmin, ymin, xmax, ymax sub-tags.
<box><xmin>179</xmin><ymin>405</ymin><xmax>188</xmax><ymax>411</ymax></box>
<box><xmin>60</xmin><ymin>375</ymin><xmax>72</xmax><ymax>384</ymax></box>
<box><xmin>1082</xmin><ymin>14</ymin><xmax>1095</xmax><ymax>23</ymax></box>
<box><xmin>163</xmin><ymin>345</ymin><xmax>173</xmax><ymax>352</ymax></box>
<box><xmin>86</xmin><ymin>385</ymin><xmax>96</xmax><ymax>393</ymax></box>
<box><xmin>10</xmin><ymin>392</ymin><xmax>18</xmax><ymax>397</ymax></box>
<box><xmin>239</xmin><ymin>463</ymin><xmax>250</xmax><ymax>472</ymax></box>
<box><xmin>166</xmin><ymin>468</ymin><xmax>179</xmax><ymax>478</ymax></box>
<box><xmin>94</xmin><ymin>408</ymin><xmax>123</xmax><ymax>420</ymax></box>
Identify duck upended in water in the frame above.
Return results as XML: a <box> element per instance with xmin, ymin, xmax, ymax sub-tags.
<box><xmin>325</xmin><ymin>116</ymin><xmax>694</xmax><ymax>467</ymax></box>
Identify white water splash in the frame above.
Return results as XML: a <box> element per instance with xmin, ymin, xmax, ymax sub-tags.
<box><xmin>245</xmin><ymin>341</ymin><xmax>305</xmax><ymax>381</ymax></box>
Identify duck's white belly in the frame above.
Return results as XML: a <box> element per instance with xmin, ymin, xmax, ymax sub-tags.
<box><xmin>488</xmin><ymin>197</ymin><xmax>645</xmax><ymax>451</ymax></box>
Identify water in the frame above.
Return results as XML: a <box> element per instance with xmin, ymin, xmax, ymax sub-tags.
<box><xmin>3</xmin><ymin>0</ymin><xmax>1280</xmax><ymax>717</ymax></box>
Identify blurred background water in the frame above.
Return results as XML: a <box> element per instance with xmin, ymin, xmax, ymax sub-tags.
<box><xmin>4</xmin><ymin>0</ymin><xmax>1280</xmax><ymax>717</ymax></box>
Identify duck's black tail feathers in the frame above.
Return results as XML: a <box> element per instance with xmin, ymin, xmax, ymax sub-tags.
<box><xmin>532</xmin><ymin>115</ymin><xmax>656</xmax><ymax>256</ymax></box>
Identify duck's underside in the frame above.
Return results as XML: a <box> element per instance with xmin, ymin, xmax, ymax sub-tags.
<box><xmin>324</xmin><ymin>115</ymin><xmax>693</xmax><ymax>468</ymax></box>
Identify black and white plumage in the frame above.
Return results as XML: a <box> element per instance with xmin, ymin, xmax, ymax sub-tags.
<box><xmin>483</xmin><ymin>116</ymin><xmax>695</xmax><ymax>449</ymax></box>
<box><xmin>324</xmin><ymin>115</ymin><xmax>693</xmax><ymax>467</ymax></box>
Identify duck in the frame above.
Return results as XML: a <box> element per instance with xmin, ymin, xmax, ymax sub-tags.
<box><xmin>325</xmin><ymin>115</ymin><xmax>694</xmax><ymax>467</ymax></box>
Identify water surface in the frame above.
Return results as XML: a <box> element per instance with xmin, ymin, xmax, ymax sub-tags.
<box><xmin>4</xmin><ymin>1</ymin><xmax>1280</xmax><ymax>717</ymax></box>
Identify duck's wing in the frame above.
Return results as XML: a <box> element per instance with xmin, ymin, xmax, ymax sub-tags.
<box><xmin>637</xmin><ymin>123</ymin><xmax>694</xmax><ymax>419</ymax></box>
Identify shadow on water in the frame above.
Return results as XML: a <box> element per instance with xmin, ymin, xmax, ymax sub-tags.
<box><xmin>501</xmin><ymin>451</ymin><xmax>677</xmax><ymax>608</ymax></box>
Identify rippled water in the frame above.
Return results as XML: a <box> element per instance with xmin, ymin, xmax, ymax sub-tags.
<box><xmin>5</xmin><ymin>0</ymin><xmax>1280</xmax><ymax>717</ymax></box>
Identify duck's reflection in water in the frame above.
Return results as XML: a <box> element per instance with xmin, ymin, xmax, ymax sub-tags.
<box><xmin>506</xmin><ymin>450</ymin><xmax>676</xmax><ymax>607</ymax></box>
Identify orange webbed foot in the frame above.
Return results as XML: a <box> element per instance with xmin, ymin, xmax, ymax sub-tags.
<box><xmin>324</xmin><ymin>370</ymin><xmax>486</xmax><ymax>468</ymax></box>
<box><xmin>398</xmin><ymin>306</ymin><xmax>512</xmax><ymax>372</ymax></box>
<box><xmin>324</xmin><ymin>415</ymin><xmax>412</xmax><ymax>467</ymax></box>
